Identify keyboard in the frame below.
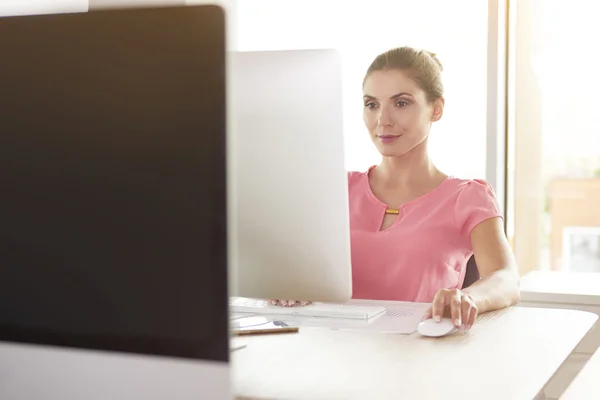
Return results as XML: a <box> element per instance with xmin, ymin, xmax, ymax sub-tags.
<box><xmin>229</xmin><ymin>297</ymin><xmax>386</xmax><ymax>320</ymax></box>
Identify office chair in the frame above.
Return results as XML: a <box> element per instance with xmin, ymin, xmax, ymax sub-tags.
<box><xmin>462</xmin><ymin>255</ymin><xmax>480</xmax><ymax>289</ymax></box>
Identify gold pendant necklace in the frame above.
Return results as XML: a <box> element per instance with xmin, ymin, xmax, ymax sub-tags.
<box><xmin>385</xmin><ymin>208</ymin><xmax>399</xmax><ymax>215</ymax></box>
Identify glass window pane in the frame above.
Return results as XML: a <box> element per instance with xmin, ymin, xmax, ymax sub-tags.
<box><xmin>510</xmin><ymin>0</ymin><xmax>600</xmax><ymax>273</ymax></box>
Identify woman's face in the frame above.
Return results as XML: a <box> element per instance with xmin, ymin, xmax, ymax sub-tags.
<box><xmin>362</xmin><ymin>69</ymin><xmax>443</xmax><ymax>158</ymax></box>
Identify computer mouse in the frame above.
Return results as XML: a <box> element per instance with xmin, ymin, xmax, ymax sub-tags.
<box><xmin>417</xmin><ymin>317</ymin><xmax>458</xmax><ymax>338</ymax></box>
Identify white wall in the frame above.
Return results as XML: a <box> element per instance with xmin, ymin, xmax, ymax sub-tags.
<box><xmin>0</xmin><ymin>1</ymin><xmax>236</xmax><ymax>49</ymax></box>
<box><xmin>235</xmin><ymin>0</ymin><xmax>489</xmax><ymax>177</ymax></box>
<box><xmin>0</xmin><ymin>1</ymin><xmax>87</xmax><ymax>16</ymax></box>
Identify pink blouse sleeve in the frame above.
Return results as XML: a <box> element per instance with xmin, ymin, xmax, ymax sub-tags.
<box><xmin>455</xmin><ymin>179</ymin><xmax>503</xmax><ymax>237</ymax></box>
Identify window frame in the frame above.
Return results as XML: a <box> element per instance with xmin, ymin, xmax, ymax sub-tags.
<box><xmin>486</xmin><ymin>0</ymin><xmax>510</xmax><ymax>231</ymax></box>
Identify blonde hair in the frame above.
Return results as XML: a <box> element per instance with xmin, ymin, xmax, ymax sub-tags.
<box><xmin>363</xmin><ymin>46</ymin><xmax>444</xmax><ymax>103</ymax></box>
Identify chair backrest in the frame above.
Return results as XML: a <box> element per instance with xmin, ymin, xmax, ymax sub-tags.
<box><xmin>462</xmin><ymin>255</ymin><xmax>480</xmax><ymax>289</ymax></box>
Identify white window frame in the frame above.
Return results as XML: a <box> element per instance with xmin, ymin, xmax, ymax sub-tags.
<box><xmin>486</xmin><ymin>0</ymin><xmax>509</xmax><ymax>228</ymax></box>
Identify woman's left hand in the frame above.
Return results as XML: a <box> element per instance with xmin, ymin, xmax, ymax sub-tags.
<box><xmin>422</xmin><ymin>288</ymin><xmax>478</xmax><ymax>331</ymax></box>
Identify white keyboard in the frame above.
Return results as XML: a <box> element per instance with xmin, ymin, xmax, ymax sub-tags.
<box><xmin>229</xmin><ymin>297</ymin><xmax>386</xmax><ymax>320</ymax></box>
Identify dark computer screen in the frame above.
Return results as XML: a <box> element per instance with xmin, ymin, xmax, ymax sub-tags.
<box><xmin>0</xmin><ymin>5</ymin><xmax>229</xmax><ymax>362</ymax></box>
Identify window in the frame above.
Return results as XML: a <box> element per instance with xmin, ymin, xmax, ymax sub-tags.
<box><xmin>509</xmin><ymin>0</ymin><xmax>600</xmax><ymax>274</ymax></box>
<box><xmin>235</xmin><ymin>0</ymin><xmax>490</xmax><ymax>177</ymax></box>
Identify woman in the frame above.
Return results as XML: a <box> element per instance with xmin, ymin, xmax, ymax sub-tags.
<box><xmin>275</xmin><ymin>47</ymin><xmax>520</xmax><ymax>331</ymax></box>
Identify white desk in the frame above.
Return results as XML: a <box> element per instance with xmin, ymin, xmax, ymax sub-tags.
<box><xmin>560</xmin><ymin>348</ymin><xmax>600</xmax><ymax>399</ymax></box>
<box><xmin>519</xmin><ymin>271</ymin><xmax>600</xmax><ymax>399</ymax></box>
<box><xmin>233</xmin><ymin>305</ymin><xmax>597</xmax><ymax>400</ymax></box>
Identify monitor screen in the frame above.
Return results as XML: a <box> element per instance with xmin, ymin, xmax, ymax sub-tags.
<box><xmin>0</xmin><ymin>5</ymin><xmax>228</xmax><ymax>362</ymax></box>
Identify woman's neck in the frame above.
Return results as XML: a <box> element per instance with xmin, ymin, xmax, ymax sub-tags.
<box><xmin>375</xmin><ymin>148</ymin><xmax>442</xmax><ymax>187</ymax></box>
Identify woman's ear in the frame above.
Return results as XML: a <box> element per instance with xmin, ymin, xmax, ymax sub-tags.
<box><xmin>431</xmin><ymin>97</ymin><xmax>445</xmax><ymax>122</ymax></box>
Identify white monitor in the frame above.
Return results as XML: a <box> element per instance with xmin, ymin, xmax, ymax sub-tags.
<box><xmin>227</xmin><ymin>49</ymin><xmax>352</xmax><ymax>303</ymax></box>
<box><xmin>0</xmin><ymin>6</ymin><xmax>230</xmax><ymax>399</ymax></box>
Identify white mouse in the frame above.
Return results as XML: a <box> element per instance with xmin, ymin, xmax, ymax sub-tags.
<box><xmin>417</xmin><ymin>317</ymin><xmax>458</xmax><ymax>338</ymax></box>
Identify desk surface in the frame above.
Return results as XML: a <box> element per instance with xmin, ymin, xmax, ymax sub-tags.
<box><xmin>520</xmin><ymin>271</ymin><xmax>600</xmax><ymax>305</ymax></box>
<box><xmin>233</xmin><ymin>305</ymin><xmax>597</xmax><ymax>400</ymax></box>
<box><xmin>560</xmin><ymin>348</ymin><xmax>600</xmax><ymax>399</ymax></box>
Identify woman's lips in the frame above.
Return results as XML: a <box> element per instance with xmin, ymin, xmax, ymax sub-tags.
<box><xmin>377</xmin><ymin>135</ymin><xmax>401</xmax><ymax>144</ymax></box>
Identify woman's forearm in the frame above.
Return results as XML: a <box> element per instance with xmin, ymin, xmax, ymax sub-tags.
<box><xmin>462</xmin><ymin>267</ymin><xmax>520</xmax><ymax>314</ymax></box>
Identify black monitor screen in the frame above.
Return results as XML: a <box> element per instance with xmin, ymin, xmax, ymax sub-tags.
<box><xmin>0</xmin><ymin>5</ymin><xmax>228</xmax><ymax>362</ymax></box>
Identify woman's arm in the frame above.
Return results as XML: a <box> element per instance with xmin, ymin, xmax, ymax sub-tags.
<box><xmin>461</xmin><ymin>216</ymin><xmax>521</xmax><ymax>314</ymax></box>
<box><xmin>426</xmin><ymin>216</ymin><xmax>520</xmax><ymax>329</ymax></box>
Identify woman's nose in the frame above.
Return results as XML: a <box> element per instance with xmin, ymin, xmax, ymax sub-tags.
<box><xmin>377</xmin><ymin>111</ymin><xmax>394</xmax><ymax>127</ymax></box>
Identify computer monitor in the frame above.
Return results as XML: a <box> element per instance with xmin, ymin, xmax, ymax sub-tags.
<box><xmin>228</xmin><ymin>49</ymin><xmax>352</xmax><ymax>303</ymax></box>
<box><xmin>0</xmin><ymin>6</ymin><xmax>230</xmax><ymax>399</ymax></box>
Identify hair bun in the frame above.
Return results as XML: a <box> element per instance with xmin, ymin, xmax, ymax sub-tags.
<box><xmin>426</xmin><ymin>51</ymin><xmax>443</xmax><ymax>71</ymax></box>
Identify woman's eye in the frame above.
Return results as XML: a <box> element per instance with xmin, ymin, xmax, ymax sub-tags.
<box><xmin>396</xmin><ymin>100</ymin><xmax>409</xmax><ymax>107</ymax></box>
<box><xmin>364</xmin><ymin>102</ymin><xmax>377</xmax><ymax>109</ymax></box>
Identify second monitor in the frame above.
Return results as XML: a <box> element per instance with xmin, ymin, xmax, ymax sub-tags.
<box><xmin>228</xmin><ymin>49</ymin><xmax>352</xmax><ymax>303</ymax></box>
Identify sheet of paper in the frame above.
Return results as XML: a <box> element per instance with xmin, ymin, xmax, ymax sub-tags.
<box><xmin>299</xmin><ymin>302</ymin><xmax>428</xmax><ymax>335</ymax></box>
<box><xmin>231</xmin><ymin>301</ymin><xmax>429</xmax><ymax>335</ymax></box>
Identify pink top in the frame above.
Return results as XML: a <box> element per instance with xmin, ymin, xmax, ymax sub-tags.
<box><xmin>348</xmin><ymin>167</ymin><xmax>502</xmax><ymax>303</ymax></box>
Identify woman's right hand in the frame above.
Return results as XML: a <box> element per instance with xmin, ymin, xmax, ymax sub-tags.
<box><xmin>269</xmin><ymin>300</ymin><xmax>311</xmax><ymax>307</ymax></box>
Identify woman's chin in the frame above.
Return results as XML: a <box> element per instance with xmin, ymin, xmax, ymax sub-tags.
<box><xmin>376</xmin><ymin>145</ymin><xmax>408</xmax><ymax>158</ymax></box>
<box><xmin>373</xmin><ymin>140</ymin><xmax>423</xmax><ymax>159</ymax></box>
